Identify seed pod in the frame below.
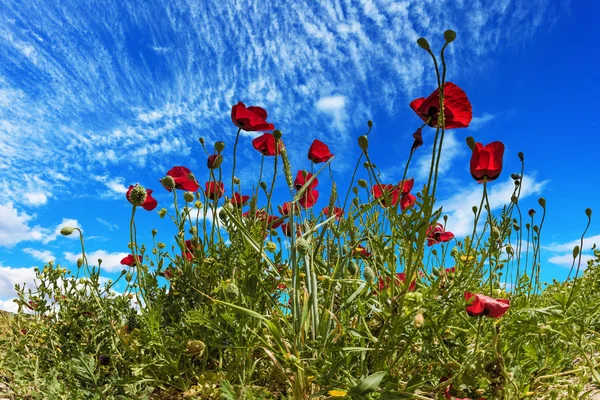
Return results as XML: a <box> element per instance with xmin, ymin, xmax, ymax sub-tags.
<box><xmin>363</xmin><ymin>266</ymin><xmax>375</xmax><ymax>283</ymax></box>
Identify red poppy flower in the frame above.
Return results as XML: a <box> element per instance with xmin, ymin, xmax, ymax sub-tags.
<box><xmin>183</xmin><ymin>239</ymin><xmax>200</xmax><ymax>260</ymax></box>
<box><xmin>308</xmin><ymin>139</ymin><xmax>334</xmax><ymax>163</ymax></box>
<box><xmin>445</xmin><ymin>267</ymin><xmax>456</xmax><ymax>274</ymax></box>
<box><xmin>231</xmin><ymin>192</ymin><xmax>250</xmax><ymax>207</ymax></box>
<box><xmin>163</xmin><ymin>166</ymin><xmax>200</xmax><ymax>192</ymax></box>
<box><xmin>426</xmin><ymin>223</ymin><xmax>455</xmax><ymax>246</ymax></box>
<box><xmin>371</xmin><ymin>179</ymin><xmax>416</xmax><ymax>211</ymax></box>
<box><xmin>231</xmin><ymin>101</ymin><xmax>275</xmax><ymax>131</ymax></box>
<box><xmin>278</xmin><ymin>201</ymin><xmax>300</xmax><ymax>216</ymax></box>
<box><xmin>299</xmin><ymin>190</ymin><xmax>319</xmax><ymax>208</ymax></box>
<box><xmin>464</xmin><ymin>292</ymin><xmax>510</xmax><ymax>318</ymax></box>
<box><xmin>377</xmin><ymin>272</ymin><xmax>417</xmax><ymax>293</ymax></box>
<box><xmin>162</xmin><ymin>266</ymin><xmax>181</xmax><ymax>280</ymax></box>
<box><xmin>281</xmin><ymin>222</ymin><xmax>301</xmax><ymax>238</ymax></box>
<box><xmin>352</xmin><ymin>244</ymin><xmax>371</xmax><ymax>258</ymax></box>
<box><xmin>411</xmin><ymin>128</ymin><xmax>423</xmax><ymax>153</ymax></box>
<box><xmin>410</xmin><ymin>82</ymin><xmax>472</xmax><ymax>129</ymax></box>
<box><xmin>294</xmin><ymin>170</ymin><xmax>318</xmax><ymax>191</ymax></box>
<box><xmin>126</xmin><ymin>185</ymin><xmax>158</xmax><ymax>211</ymax></box>
<box><xmin>120</xmin><ymin>254</ymin><xmax>142</xmax><ymax>267</ymax></box>
<box><xmin>470</xmin><ymin>141</ymin><xmax>505</xmax><ymax>183</ymax></box>
<box><xmin>267</xmin><ymin>215</ymin><xmax>284</xmax><ymax>230</ymax></box>
<box><xmin>322</xmin><ymin>206</ymin><xmax>344</xmax><ymax>220</ymax></box>
<box><xmin>207</xmin><ymin>154</ymin><xmax>222</xmax><ymax>169</ymax></box>
<box><xmin>252</xmin><ymin>133</ymin><xmax>281</xmax><ymax>156</ymax></box>
<box><xmin>205</xmin><ymin>181</ymin><xmax>225</xmax><ymax>200</ymax></box>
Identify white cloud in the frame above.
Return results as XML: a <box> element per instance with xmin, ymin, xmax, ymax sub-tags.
<box><xmin>44</xmin><ymin>218</ymin><xmax>83</xmax><ymax>244</ymax></box>
<box><xmin>22</xmin><ymin>248</ymin><xmax>55</xmax><ymax>263</ymax></box>
<box><xmin>547</xmin><ymin>253</ymin><xmax>595</xmax><ymax>268</ymax></box>
<box><xmin>0</xmin><ymin>202</ymin><xmax>45</xmax><ymax>247</ymax></box>
<box><xmin>0</xmin><ymin>265</ymin><xmax>38</xmax><ymax>301</ymax></box>
<box><xmin>63</xmin><ymin>250</ymin><xmax>129</xmax><ymax>273</ymax></box>
<box><xmin>315</xmin><ymin>95</ymin><xmax>347</xmax><ymax>131</ymax></box>
<box><xmin>96</xmin><ymin>218</ymin><xmax>119</xmax><ymax>231</ymax></box>
<box><xmin>414</xmin><ymin>131</ymin><xmax>465</xmax><ymax>181</ymax></box>
<box><xmin>0</xmin><ymin>299</ymin><xmax>20</xmax><ymax>313</ymax></box>
<box><xmin>469</xmin><ymin>112</ymin><xmax>496</xmax><ymax>131</ymax></box>
<box><xmin>441</xmin><ymin>174</ymin><xmax>548</xmax><ymax>238</ymax></box>
<box><xmin>137</xmin><ymin>110</ymin><xmax>164</xmax><ymax>123</ymax></box>
<box><xmin>543</xmin><ymin>234</ymin><xmax>600</xmax><ymax>253</ymax></box>
<box><xmin>23</xmin><ymin>191</ymin><xmax>48</xmax><ymax>206</ymax></box>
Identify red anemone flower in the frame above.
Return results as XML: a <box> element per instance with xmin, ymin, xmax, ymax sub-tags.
<box><xmin>163</xmin><ymin>166</ymin><xmax>200</xmax><ymax>192</ymax></box>
<box><xmin>352</xmin><ymin>244</ymin><xmax>371</xmax><ymax>258</ymax></box>
<box><xmin>120</xmin><ymin>254</ymin><xmax>142</xmax><ymax>267</ymax></box>
<box><xmin>231</xmin><ymin>192</ymin><xmax>250</xmax><ymax>207</ymax></box>
<box><xmin>308</xmin><ymin>139</ymin><xmax>334</xmax><ymax>163</ymax></box>
<box><xmin>299</xmin><ymin>190</ymin><xmax>319</xmax><ymax>208</ymax></box>
<box><xmin>207</xmin><ymin>154</ymin><xmax>222</xmax><ymax>169</ymax></box>
<box><xmin>231</xmin><ymin>102</ymin><xmax>275</xmax><ymax>131</ymax></box>
<box><xmin>470</xmin><ymin>141</ymin><xmax>505</xmax><ymax>183</ymax></box>
<box><xmin>322</xmin><ymin>206</ymin><xmax>344</xmax><ymax>220</ymax></box>
<box><xmin>278</xmin><ymin>201</ymin><xmax>300</xmax><ymax>216</ymax></box>
<box><xmin>252</xmin><ymin>132</ymin><xmax>281</xmax><ymax>156</ymax></box>
<box><xmin>294</xmin><ymin>170</ymin><xmax>318</xmax><ymax>191</ymax></box>
<box><xmin>205</xmin><ymin>181</ymin><xmax>225</xmax><ymax>200</ymax></box>
<box><xmin>410</xmin><ymin>82</ymin><xmax>472</xmax><ymax>129</ymax></box>
<box><xmin>426</xmin><ymin>223</ymin><xmax>455</xmax><ymax>246</ymax></box>
<box><xmin>371</xmin><ymin>179</ymin><xmax>416</xmax><ymax>211</ymax></box>
<box><xmin>465</xmin><ymin>292</ymin><xmax>510</xmax><ymax>318</ymax></box>
<box><xmin>126</xmin><ymin>185</ymin><xmax>158</xmax><ymax>211</ymax></box>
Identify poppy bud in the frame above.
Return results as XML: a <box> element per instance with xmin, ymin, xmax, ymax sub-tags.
<box><xmin>506</xmin><ymin>245</ymin><xmax>514</xmax><ymax>255</ymax></box>
<box><xmin>125</xmin><ymin>273</ymin><xmax>133</xmax><ymax>282</ymax></box>
<box><xmin>260</xmin><ymin>181</ymin><xmax>267</xmax><ymax>191</ymax></box>
<box><xmin>417</xmin><ymin>37</ymin><xmax>430</xmax><ymax>50</ymax></box>
<box><xmin>347</xmin><ymin>260</ymin><xmax>358</xmax><ymax>275</ymax></box>
<box><xmin>466</xmin><ymin>136</ymin><xmax>476</xmax><ymax>151</ymax></box>
<box><xmin>472</xmin><ymin>206</ymin><xmax>477</xmax><ymax>214</ymax></box>
<box><xmin>160</xmin><ymin>176</ymin><xmax>176</xmax><ymax>190</ymax></box>
<box><xmin>414</xmin><ymin>313</ymin><xmax>425</xmax><ymax>328</ymax></box>
<box><xmin>586</xmin><ymin>208</ymin><xmax>592</xmax><ymax>218</ymax></box>
<box><xmin>157</xmin><ymin>242</ymin><xmax>165</xmax><ymax>249</ymax></box>
<box><xmin>215</xmin><ymin>141</ymin><xmax>225</xmax><ymax>152</ymax></box>
<box><xmin>363</xmin><ymin>267</ymin><xmax>375</xmax><ymax>283</ymax></box>
<box><xmin>528</xmin><ymin>209</ymin><xmax>536</xmax><ymax>217</ymax></box>
<box><xmin>186</xmin><ymin>339</ymin><xmax>206</xmax><ymax>357</ymax></box>
<box><xmin>538</xmin><ymin>197</ymin><xmax>546</xmax><ymax>208</ymax></box>
<box><xmin>183</xmin><ymin>191</ymin><xmax>195</xmax><ymax>203</ymax></box>
<box><xmin>533</xmin><ymin>225</ymin><xmax>539</xmax><ymax>233</ymax></box>
<box><xmin>526</xmin><ymin>223</ymin><xmax>530</xmax><ymax>230</ymax></box>
<box><xmin>352</xmin><ymin>198</ymin><xmax>359</xmax><ymax>207</ymax></box>
<box><xmin>450</xmin><ymin>248</ymin><xmax>458</xmax><ymax>257</ymax></box>
<box><xmin>357</xmin><ymin>179</ymin><xmax>368</xmax><ymax>188</ymax></box>
<box><xmin>77</xmin><ymin>258</ymin><xmax>84</xmax><ymax>268</ymax></box>
<box><xmin>233</xmin><ymin>176</ymin><xmax>241</xmax><ymax>185</ymax></box>
<box><xmin>358</xmin><ymin>135</ymin><xmax>369</xmax><ymax>151</ymax></box>
<box><xmin>518</xmin><ymin>152</ymin><xmax>524</xmax><ymax>161</ymax></box>
<box><xmin>296</xmin><ymin>238</ymin><xmax>311</xmax><ymax>255</ymax></box>
<box><xmin>60</xmin><ymin>227</ymin><xmax>75</xmax><ymax>236</ymax></box>
<box><xmin>573</xmin><ymin>245</ymin><xmax>580</xmax><ymax>259</ymax></box>
<box><xmin>367</xmin><ymin>120</ymin><xmax>373</xmax><ymax>128</ymax></box>
<box><xmin>431</xmin><ymin>249</ymin><xmax>437</xmax><ymax>256</ymax></box>
<box><xmin>158</xmin><ymin>208</ymin><xmax>167</xmax><ymax>218</ymax></box>
<box><xmin>444</xmin><ymin>30</ymin><xmax>456</xmax><ymax>43</ymax></box>
<box><xmin>265</xmin><ymin>241</ymin><xmax>277</xmax><ymax>252</ymax></box>
<box><xmin>513</xmin><ymin>223</ymin><xmax>520</xmax><ymax>231</ymax></box>
<box><xmin>224</xmin><ymin>282</ymin><xmax>239</xmax><ymax>299</ymax></box>
<box><xmin>511</xmin><ymin>195</ymin><xmax>518</xmax><ymax>204</ymax></box>
<box><xmin>189</xmin><ymin>227</ymin><xmax>197</xmax><ymax>235</ymax></box>
<box><xmin>207</xmin><ymin>154</ymin><xmax>222</xmax><ymax>169</ymax></box>
<box><xmin>152</xmin><ymin>229</ymin><xmax>157</xmax><ymax>237</ymax></box>
<box><xmin>352</xmin><ymin>187</ymin><xmax>359</xmax><ymax>196</ymax></box>
<box><xmin>273</xmin><ymin>129</ymin><xmax>282</xmax><ymax>139</ymax></box>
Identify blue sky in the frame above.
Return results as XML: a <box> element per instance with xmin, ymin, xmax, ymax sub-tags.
<box><xmin>1</xmin><ymin>0</ymin><xmax>597</xmax><ymax>311</ymax></box>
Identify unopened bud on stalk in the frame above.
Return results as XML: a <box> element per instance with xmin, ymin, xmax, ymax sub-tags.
<box><xmin>518</xmin><ymin>152</ymin><xmax>524</xmax><ymax>161</ymax></box>
<box><xmin>186</xmin><ymin>340</ymin><xmax>206</xmax><ymax>357</ymax></box>
<box><xmin>224</xmin><ymin>282</ymin><xmax>240</xmax><ymax>299</ymax></box>
<box><xmin>533</xmin><ymin>225</ymin><xmax>539</xmax><ymax>233</ymax></box>
<box><xmin>363</xmin><ymin>266</ymin><xmax>375</xmax><ymax>283</ymax></box>
<box><xmin>347</xmin><ymin>260</ymin><xmax>358</xmax><ymax>275</ymax></box>
<box><xmin>444</xmin><ymin>30</ymin><xmax>456</xmax><ymax>43</ymax></box>
<box><xmin>417</xmin><ymin>37</ymin><xmax>430</xmax><ymax>50</ymax></box>
<box><xmin>199</xmin><ymin>137</ymin><xmax>205</xmax><ymax>146</ymax></box>
<box><xmin>260</xmin><ymin>181</ymin><xmax>267</xmax><ymax>191</ymax></box>
<box><xmin>60</xmin><ymin>227</ymin><xmax>75</xmax><ymax>236</ymax></box>
<box><xmin>466</xmin><ymin>136</ymin><xmax>476</xmax><ymax>151</ymax></box>
<box><xmin>431</xmin><ymin>249</ymin><xmax>437</xmax><ymax>256</ymax></box>
<box><xmin>295</xmin><ymin>238</ymin><xmax>311</xmax><ymax>255</ymax></box>
<box><xmin>214</xmin><ymin>141</ymin><xmax>225</xmax><ymax>152</ymax></box>
<box><xmin>526</xmin><ymin>223</ymin><xmax>530</xmax><ymax>230</ymax></box>
<box><xmin>367</xmin><ymin>120</ymin><xmax>373</xmax><ymax>129</ymax></box>
<box><xmin>273</xmin><ymin>129</ymin><xmax>282</xmax><ymax>139</ymax></box>
<box><xmin>352</xmin><ymin>198</ymin><xmax>359</xmax><ymax>207</ymax></box>
<box><xmin>506</xmin><ymin>245</ymin><xmax>514</xmax><ymax>255</ymax></box>
<box><xmin>450</xmin><ymin>248</ymin><xmax>458</xmax><ymax>257</ymax></box>
<box><xmin>414</xmin><ymin>313</ymin><xmax>425</xmax><ymax>328</ymax></box>
<box><xmin>352</xmin><ymin>187</ymin><xmax>359</xmax><ymax>195</ymax></box>
<box><xmin>586</xmin><ymin>208</ymin><xmax>592</xmax><ymax>218</ymax></box>
<box><xmin>472</xmin><ymin>206</ymin><xmax>477</xmax><ymax>214</ymax></box>
<box><xmin>233</xmin><ymin>176</ymin><xmax>241</xmax><ymax>185</ymax></box>
<box><xmin>358</xmin><ymin>135</ymin><xmax>369</xmax><ymax>151</ymax></box>
<box><xmin>189</xmin><ymin>226</ymin><xmax>197</xmax><ymax>235</ymax></box>
<box><xmin>511</xmin><ymin>195</ymin><xmax>518</xmax><ymax>204</ymax></box>
<box><xmin>528</xmin><ymin>209</ymin><xmax>536</xmax><ymax>217</ymax></box>
<box><xmin>125</xmin><ymin>273</ymin><xmax>133</xmax><ymax>282</ymax></box>
<box><xmin>538</xmin><ymin>197</ymin><xmax>546</xmax><ymax>208</ymax></box>
<box><xmin>573</xmin><ymin>245</ymin><xmax>580</xmax><ymax>259</ymax></box>
<box><xmin>357</xmin><ymin>179</ymin><xmax>368</xmax><ymax>188</ymax></box>
<box><xmin>77</xmin><ymin>258</ymin><xmax>84</xmax><ymax>268</ymax></box>
<box><xmin>158</xmin><ymin>208</ymin><xmax>167</xmax><ymax>218</ymax></box>
<box><xmin>152</xmin><ymin>229</ymin><xmax>157</xmax><ymax>237</ymax></box>
<box><xmin>183</xmin><ymin>192</ymin><xmax>194</xmax><ymax>203</ymax></box>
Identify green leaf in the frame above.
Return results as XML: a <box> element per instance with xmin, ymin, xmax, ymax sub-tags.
<box><xmin>350</xmin><ymin>371</ymin><xmax>386</xmax><ymax>395</ymax></box>
<box><xmin>219</xmin><ymin>379</ymin><xmax>237</xmax><ymax>400</ymax></box>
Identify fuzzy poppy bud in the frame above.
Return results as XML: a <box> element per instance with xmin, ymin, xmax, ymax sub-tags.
<box><xmin>160</xmin><ymin>176</ymin><xmax>176</xmax><ymax>190</ymax></box>
<box><xmin>358</xmin><ymin>135</ymin><xmax>369</xmax><ymax>151</ymax></box>
<box><xmin>352</xmin><ymin>187</ymin><xmax>359</xmax><ymax>195</ymax></box>
<box><xmin>224</xmin><ymin>282</ymin><xmax>240</xmax><ymax>299</ymax></box>
<box><xmin>260</xmin><ymin>181</ymin><xmax>267</xmax><ymax>191</ymax></box>
<box><xmin>506</xmin><ymin>245</ymin><xmax>514</xmax><ymax>255</ymax></box>
<box><xmin>77</xmin><ymin>258</ymin><xmax>84</xmax><ymax>268</ymax></box>
<box><xmin>444</xmin><ymin>30</ymin><xmax>456</xmax><ymax>43</ymax></box>
<box><xmin>125</xmin><ymin>273</ymin><xmax>133</xmax><ymax>282</ymax></box>
<box><xmin>472</xmin><ymin>206</ymin><xmax>477</xmax><ymax>214</ymax></box>
<box><xmin>417</xmin><ymin>37</ymin><xmax>430</xmax><ymax>50</ymax></box>
<box><xmin>367</xmin><ymin>120</ymin><xmax>373</xmax><ymax>128</ymax></box>
<box><xmin>466</xmin><ymin>136</ymin><xmax>476</xmax><ymax>151</ymax></box>
<box><xmin>450</xmin><ymin>248</ymin><xmax>458</xmax><ymax>257</ymax></box>
<box><xmin>186</xmin><ymin>340</ymin><xmax>206</xmax><ymax>357</ymax></box>
<box><xmin>347</xmin><ymin>260</ymin><xmax>358</xmax><ymax>275</ymax></box>
<box><xmin>295</xmin><ymin>238</ymin><xmax>311</xmax><ymax>255</ymax></box>
<box><xmin>199</xmin><ymin>137</ymin><xmax>205</xmax><ymax>146</ymax></box>
<box><xmin>538</xmin><ymin>197</ymin><xmax>546</xmax><ymax>208</ymax></box>
<box><xmin>586</xmin><ymin>208</ymin><xmax>592</xmax><ymax>218</ymax></box>
<box><xmin>183</xmin><ymin>192</ymin><xmax>195</xmax><ymax>203</ymax></box>
<box><xmin>194</xmin><ymin>201</ymin><xmax>202</xmax><ymax>209</ymax></box>
<box><xmin>363</xmin><ymin>266</ymin><xmax>375</xmax><ymax>283</ymax></box>
<box><xmin>352</xmin><ymin>198</ymin><xmax>359</xmax><ymax>207</ymax></box>
<box><xmin>528</xmin><ymin>209</ymin><xmax>536</xmax><ymax>217</ymax></box>
<box><xmin>152</xmin><ymin>229</ymin><xmax>157</xmax><ymax>237</ymax></box>
<box><xmin>158</xmin><ymin>208</ymin><xmax>167</xmax><ymax>218</ymax></box>
<box><xmin>215</xmin><ymin>141</ymin><xmax>225</xmax><ymax>152</ymax></box>
<box><xmin>273</xmin><ymin>129</ymin><xmax>282</xmax><ymax>139</ymax></box>
<box><xmin>357</xmin><ymin>179</ymin><xmax>368</xmax><ymax>188</ymax></box>
<box><xmin>265</xmin><ymin>241</ymin><xmax>277</xmax><ymax>252</ymax></box>
<box><xmin>511</xmin><ymin>195</ymin><xmax>518</xmax><ymax>204</ymax></box>
<box><xmin>207</xmin><ymin>154</ymin><xmax>222</xmax><ymax>169</ymax></box>
<box><xmin>414</xmin><ymin>313</ymin><xmax>425</xmax><ymax>328</ymax></box>
<box><xmin>518</xmin><ymin>152</ymin><xmax>524</xmax><ymax>161</ymax></box>
<box><xmin>573</xmin><ymin>245</ymin><xmax>580</xmax><ymax>259</ymax></box>
<box><xmin>60</xmin><ymin>227</ymin><xmax>75</xmax><ymax>236</ymax></box>
<box><xmin>233</xmin><ymin>176</ymin><xmax>240</xmax><ymax>185</ymax></box>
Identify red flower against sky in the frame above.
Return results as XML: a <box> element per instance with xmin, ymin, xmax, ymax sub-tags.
<box><xmin>163</xmin><ymin>166</ymin><xmax>200</xmax><ymax>192</ymax></box>
<box><xmin>126</xmin><ymin>185</ymin><xmax>157</xmax><ymax>211</ymax></box>
<box><xmin>352</xmin><ymin>244</ymin><xmax>371</xmax><ymax>258</ymax></box>
<box><xmin>465</xmin><ymin>292</ymin><xmax>510</xmax><ymax>318</ymax></box>
<box><xmin>322</xmin><ymin>206</ymin><xmax>344</xmax><ymax>220</ymax></box>
<box><xmin>252</xmin><ymin>132</ymin><xmax>281</xmax><ymax>156</ymax></box>
<box><xmin>377</xmin><ymin>272</ymin><xmax>417</xmax><ymax>293</ymax></box>
<box><xmin>410</xmin><ymin>82</ymin><xmax>472</xmax><ymax>129</ymax></box>
<box><xmin>371</xmin><ymin>179</ymin><xmax>416</xmax><ymax>211</ymax></box>
<box><xmin>207</xmin><ymin>154</ymin><xmax>221</xmax><ymax>169</ymax></box>
<box><xmin>278</xmin><ymin>201</ymin><xmax>300</xmax><ymax>216</ymax></box>
<box><xmin>231</xmin><ymin>192</ymin><xmax>250</xmax><ymax>207</ymax></box>
<box><xmin>470</xmin><ymin>141</ymin><xmax>505</xmax><ymax>183</ymax></box>
<box><xmin>231</xmin><ymin>101</ymin><xmax>275</xmax><ymax>131</ymax></box>
<box><xmin>308</xmin><ymin>139</ymin><xmax>334</xmax><ymax>163</ymax></box>
<box><xmin>183</xmin><ymin>239</ymin><xmax>200</xmax><ymax>260</ymax></box>
<box><xmin>299</xmin><ymin>190</ymin><xmax>319</xmax><ymax>208</ymax></box>
<box><xmin>294</xmin><ymin>170</ymin><xmax>318</xmax><ymax>191</ymax></box>
<box><xmin>205</xmin><ymin>181</ymin><xmax>225</xmax><ymax>200</ymax></box>
<box><xmin>411</xmin><ymin>128</ymin><xmax>423</xmax><ymax>153</ymax></box>
<box><xmin>426</xmin><ymin>223</ymin><xmax>455</xmax><ymax>246</ymax></box>
<box><xmin>120</xmin><ymin>254</ymin><xmax>142</xmax><ymax>266</ymax></box>
<box><xmin>281</xmin><ymin>222</ymin><xmax>301</xmax><ymax>238</ymax></box>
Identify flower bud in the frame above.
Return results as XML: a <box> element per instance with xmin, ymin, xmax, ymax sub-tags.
<box><xmin>158</xmin><ymin>208</ymin><xmax>167</xmax><ymax>218</ymax></box>
<box><xmin>357</xmin><ymin>179</ymin><xmax>368</xmax><ymax>188</ymax></box>
<box><xmin>77</xmin><ymin>258</ymin><xmax>84</xmax><ymax>268</ymax></box>
<box><xmin>125</xmin><ymin>273</ymin><xmax>133</xmax><ymax>282</ymax></box>
<box><xmin>199</xmin><ymin>137</ymin><xmax>205</xmax><ymax>146</ymax></box>
<box><xmin>417</xmin><ymin>37</ymin><xmax>430</xmax><ymax>50</ymax></box>
<box><xmin>352</xmin><ymin>187</ymin><xmax>359</xmax><ymax>195</ymax></box>
<box><xmin>260</xmin><ymin>181</ymin><xmax>267</xmax><ymax>191</ymax></box>
<box><xmin>214</xmin><ymin>141</ymin><xmax>225</xmax><ymax>152</ymax></box>
<box><xmin>60</xmin><ymin>227</ymin><xmax>75</xmax><ymax>236</ymax></box>
<box><xmin>224</xmin><ymin>282</ymin><xmax>240</xmax><ymax>299</ymax></box>
<box><xmin>518</xmin><ymin>152</ymin><xmax>524</xmax><ymax>161</ymax></box>
<box><xmin>160</xmin><ymin>176</ymin><xmax>176</xmax><ymax>190</ymax></box>
<box><xmin>414</xmin><ymin>313</ymin><xmax>425</xmax><ymax>328</ymax></box>
<box><xmin>538</xmin><ymin>197</ymin><xmax>546</xmax><ymax>208</ymax></box>
<box><xmin>586</xmin><ymin>208</ymin><xmax>592</xmax><ymax>218</ymax></box>
<box><xmin>194</xmin><ymin>201</ymin><xmax>202</xmax><ymax>209</ymax></box>
<box><xmin>573</xmin><ymin>245</ymin><xmax>580</xmax><ymax>259</ymax></box>
<box><xmin>358</xmin><ymin>135</ymin><xmax>369</xmax><ymax>151</ymax></box>
<box><xmin>472</xmin><ymin>206</ymin><xmax>477</xmax><ymax>214</ymax></box>
<box><xmin>233</xmin><ymin>176</ymin><xmax>240</xmax><ymax>185</ymax></box>
<box><xmin>528</xmin><ymin>209</ymin><xmax>536</xmax><ymax>217</ymax></box>
<box><xmin>189</xmin><ymin>226</ymin><xmax>197</xmax><ymax>235</ymax></box>
<box><xmin>296</xmin><ymin>238</ymin><xmax>311</xmax><ymax>255</ymax></box>
<box><xmin>207</xmin><ymin>154</ymin><xmax>222</xmax><ymax>169</ymax></box>
<box><xmin>367</xmin><ymin>120</ymin><xmax>373</xmax><ymax>129</ymax></box>
<box><xmin>347</xmin><ymin>260</ymin><xmax>358</xmax><ymax>275</ymax></box>
<box><xmin>363</xmin><ymin>266</ymin><xmax>375</xmax><ymax>283</ymax></box>
<box><xmin>186</xmin><ymin>339</ymin><xmax>206</xmax><ymax>357</ymax></box>
<box><xmin>273</xmin><ymin>129</ymin><xmax>282</xmax><ymax>139</ymax></box>
<box><xmin>444</xmin><ymin>30</ymin><xmax>456</xmax><ymax>43</ymax></box>
<box><xmin>183</xmin><ymin>191</ymin><xmax>195</xmax><ymax>203</ymax></box>
<box><xmin>265</xmin><ymin>241</ymin><xmax>277</xmax><ymax>252</ymax></box>
<box><xmin>466</xmin><ymin>136</ymin><xmax>476</xmax><ymax>151</ymax></box>
<box><xmin>129</xmin><ymin>184</ymin><xmax>147</xmax><ymax>206</ymax></box>
<box><xmin>352</xmin><ymin>198</ymin><xmax>359</xmax><ymax>207</ymax></box>
<box><xmin>152</xmin><ymin>229</ymin><xmax>158</xmax><ymax>237</ymax></box>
